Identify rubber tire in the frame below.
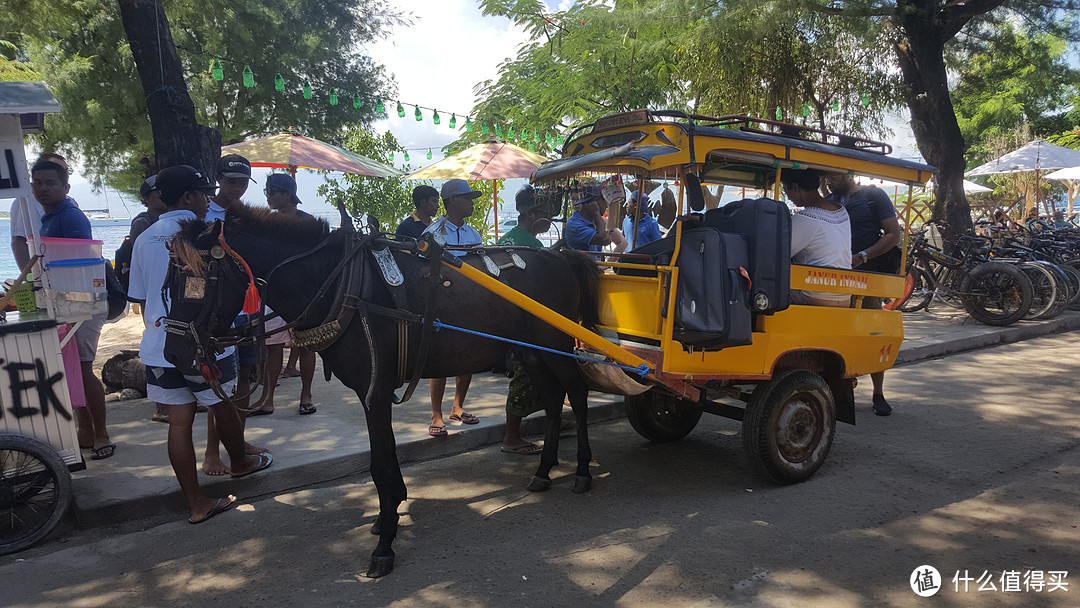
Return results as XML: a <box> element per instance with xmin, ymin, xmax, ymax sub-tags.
<box><xmin>898</xmin><ymin>266</ymin><xmax>934</xmax><ymax>313</ymax></box>
<box><xmin>0</xmin><ymin>434</ymin><xmax>73</xmax><ymax>555</ymax></box>
<box><xmin>960</xmin><ymin>262</ymin><xmax>1033</xmax><ymax>326</ymax></box>
<box><xmin>1057</xmin><ymin>262</ymin><xmax>1080</xmax><ymax>310</ymax></box>
<box><xmin>625</xmin><ymin>390</ymin><xmax>703</xmax><ymax>443</ymax></box>
<box><xmin>741</xmin><ymin>370</ymin><xmax>836</xmax><ymax>485</ymax></box>
<box><xmin>1019</xmin><ymin>262</ymin><xmax>1062</xmax><ymax>320</ymax></box>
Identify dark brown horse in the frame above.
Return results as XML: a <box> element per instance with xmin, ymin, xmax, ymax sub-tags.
<box><xmin>162</xmin><ymin>205</ymin><xmax>600</xmax><ymax>578</ymax></box>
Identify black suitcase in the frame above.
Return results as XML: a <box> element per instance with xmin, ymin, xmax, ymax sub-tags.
<box><xmin>672</xmin><ymin>228</ymin><xmax>753</xmax><ymax>351</ymax></box>
<box><xmin>703</xmin><ymin>197</ymin><xmax>791</xmax><ymax>314</ymax></box>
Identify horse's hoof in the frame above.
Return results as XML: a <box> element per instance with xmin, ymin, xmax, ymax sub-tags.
<box><xmin>371</xmin><ymin>516</ymin><xmax>381</xmax><ymax>536</ymax></box>
<box><xmin>364</xmin><ymin>553</ymin><xmax>395</xmax><ymax>578</ymax></box>
<box><xmin>571</xmin><ymin>475</ymin><xmax>592</xmax><ymax>494</ymax></box>
<box><xmin>527</xmin><ymin>475</ymin><xmax>552</xmax><ymax>492</ymax></box>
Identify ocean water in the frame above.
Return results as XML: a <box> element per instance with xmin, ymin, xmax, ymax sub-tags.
<box><xmin>1</xmin><ymin>220</ymin><xmax>132</xmax><ymax>280</ymax></box>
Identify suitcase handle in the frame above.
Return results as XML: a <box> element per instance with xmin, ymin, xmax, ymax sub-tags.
<box><xmin>727</xmin><ymin>266</ymin><xmax>752</xmax><ymax>304</ymax></box>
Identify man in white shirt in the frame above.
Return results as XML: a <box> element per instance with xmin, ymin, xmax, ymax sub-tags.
<box><xmin>128</xmin><ymin>164</ymin><xmax>271</xmax><ymax>524</ymax></box>
<box><xmin>421</xmin><ymin>179</ymin><xmax>483</xmax><ymax>436</ymax></box>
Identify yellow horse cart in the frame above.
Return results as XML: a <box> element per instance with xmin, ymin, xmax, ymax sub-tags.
<box><xmin>452</xmin><ymin>110</ymin><xmax>934</xmax><ymax>484</ymax></box>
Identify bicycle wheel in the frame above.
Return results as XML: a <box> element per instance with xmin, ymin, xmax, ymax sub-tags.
<box><xmin>1039</xmin><ymin>263</ymin><xmax>1072</xmax><ymax>319</ymax></box>
<box><xmin>1059</xmin><ymin>262</ymin><xmax>1080</xmax><ymax>310</ymax></box>
<box><xmin>897</xmin><ymin>266</ymin><xmax>934</xmax><ymax>312</ymax></box>
<box><xmin>0</xmin><ymin>434</ymin><xmax>73</xmax><ymax>555</ymax></box>
<box><xmin>960</xmin><ymin>262</ymin><xmax>1033</xmax><ymax>326</ymax></box>
<box><xmin>1018</xmin><ymin>262</ymin><xmax>1062</xmax><ymax>320</ymax></box>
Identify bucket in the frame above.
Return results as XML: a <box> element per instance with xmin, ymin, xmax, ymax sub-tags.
<box><xmin>42</xmin><ymin>257</ymin><xmax>107</xmax><ymax>321</ymax></box>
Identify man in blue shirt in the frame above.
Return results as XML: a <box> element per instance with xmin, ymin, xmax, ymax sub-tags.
<box><xmin>621</xmin><ymin>191</ymin><xmax>663</xmax><ymax>250</ymax></box>
<box><xmin>422</xmin><ymin>179</ymin><xmax>483</xmax><ymax>437</ymax></box>
<box><xmin>565</xmin><ymin>187</ymin><xmax>627</xmax><ymax>254</ymax></box>
<box><xmin>31</xmin><ymin>157</ymin><xmax>114</xmax><ymax>459</ymax></box>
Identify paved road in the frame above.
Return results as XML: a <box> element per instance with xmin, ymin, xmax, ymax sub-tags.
<box><xmin>7</xmin><ymin>333</ymin><xmax>1080</xmax><ymax>607</ymax></box>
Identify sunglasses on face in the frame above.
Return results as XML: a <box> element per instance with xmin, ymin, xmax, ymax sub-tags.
<box><xmin>264</xmin><ymin>187</ymin><xmax>286</xmax><ymax>196</ymax></box>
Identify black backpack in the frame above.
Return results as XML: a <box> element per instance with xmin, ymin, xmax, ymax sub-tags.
<box><xmin>113</xmin><ymin>234</ymin><xmax>136</xmax><ymax>298</ymax></box>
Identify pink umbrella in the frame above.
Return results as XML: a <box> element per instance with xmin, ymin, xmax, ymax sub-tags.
<box><xmin>222</xmin><ymin>133</ymin><xmax>401</xmax><ymax>178</ymax></box>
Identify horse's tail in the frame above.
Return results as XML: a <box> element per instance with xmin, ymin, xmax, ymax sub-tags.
<box><xmin>558</xmin><ymin>249</ymin><xmax>601</xmax><ymax>330</ymax></box>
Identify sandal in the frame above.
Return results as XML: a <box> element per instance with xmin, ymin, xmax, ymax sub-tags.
<box><xmin>298</xmin><ymin>402</ymin><xmax>317</xmax><ymax>415</ymax></box>
<box><xmin>449</xmin><ymin>412</ymin><xmax>479</xmax><ymax>425</ymax></box>
<box><xmin>90</xmin><ymin>444</ymin><xmax>116</xmax><ymax>460</ymax></box>
<box><xmin>501</xmin><ymin>442</ymin><xmax>542</xmax><ymax>455</ymax></box>
<box><xmin>428</xmin><ymin>424</ymin><xmax>447</xmax><ymax>437</ymax></box>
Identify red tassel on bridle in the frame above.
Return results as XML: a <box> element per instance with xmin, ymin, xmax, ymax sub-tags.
<box><xmin>218</xmin><ymin>229</ymin><xmax>262</xmax><ymax>314</ymax></box>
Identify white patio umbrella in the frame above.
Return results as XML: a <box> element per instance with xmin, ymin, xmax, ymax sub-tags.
<box><xmin>1046</xmin><ymin>166</ymin><xmax>1080</xmax><ymax>215</ymax></box>
<box><xmin>966</xmin><ymin>140</ymin><xmax>1080</xmax><ymax>213</ymax></box>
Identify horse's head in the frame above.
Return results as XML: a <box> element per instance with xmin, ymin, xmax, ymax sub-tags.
<box><xmin>162</xmin><ymin>220</ymin><xmax>253</xmax><ymax>374</ymax></box>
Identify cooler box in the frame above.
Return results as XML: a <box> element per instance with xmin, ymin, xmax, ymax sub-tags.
<box><xmin>29</xmin><ymin>238</ymin><xmax>107</xmax><ymax>323</ymax></box>
<box><xmin>42</xmin><ymin>258</ymin><xmax>107</xmax><ymax>322</ymax></box>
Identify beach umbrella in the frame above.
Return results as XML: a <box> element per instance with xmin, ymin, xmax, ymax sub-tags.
<box><xmin>406</xmin><ymin>138</ymin><xmax>550</xmax><ymax>239</ymax></box>
<box><xmin>222</xmin><ymin>133</ymin><xmax>402</xmax><ymax>178</ymax></box>
<box><xmin>965</xmin><ymin>140</ymin><xmax>1080</xmax><ymax>213</ymax></box>
<box><xmin>966</xmin><ymin>140</ymin><xmax>1080</xmax><ymax>176</ymax></box>
<box><xmin>1046</xmin><ymin>166</ymin><xmax>1080</xmax><ymax>215</ymax></box>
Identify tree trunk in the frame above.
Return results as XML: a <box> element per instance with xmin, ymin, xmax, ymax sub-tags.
<box><xmin>117</xmin><ymin>0</ymin><xmax>220</xmax><ymax>176</ymax></box>
<box><xmin>893</xmin><ymin>4</ymin><xmax>972</xmax><ymax>246</ymax></box>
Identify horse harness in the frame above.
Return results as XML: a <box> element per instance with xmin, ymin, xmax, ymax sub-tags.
<box><xmin>164</xmin><ymin>223</ymin><xmax>534</xmax><ymax>407</ymax></box>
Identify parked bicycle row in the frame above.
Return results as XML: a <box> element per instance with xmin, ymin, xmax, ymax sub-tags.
<box><xmin>895</xmin><ymin>220</ymin><xmax>1080</xmax><ymax>325</ymax></box>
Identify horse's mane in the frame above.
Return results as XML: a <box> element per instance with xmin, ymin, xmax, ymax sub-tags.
<box><xmin>227</xmin><ymin>204</ymin><xmax>331</xmax><ymax>246</ymax></box>
<box><xmin>170</xmin><ymin>205</ymin><xmax>331</xmax><ymax>276</ymax></box>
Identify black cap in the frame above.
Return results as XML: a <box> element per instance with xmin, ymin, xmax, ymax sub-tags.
<box><xmin>139</xmin><ymin>175</ymin><xmax>157</xmax><ymax>199</ymax></box>
<box><xmin>515</xmin><ymin>185</ymin><xmax>543</xmax><ymax>214</ymax></box>
<box><xmin>217</xmin><ymin>154</ymin><xmax>254</xmax><ymax>181</ymax></box>
<box><xmin>156</xmin><ymin>165</ymin><xmax>217</xmax><ymax>207</ymax></box>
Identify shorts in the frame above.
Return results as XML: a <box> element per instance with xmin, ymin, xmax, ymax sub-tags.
<box><xmin>74</xmin><ymin>317</ymin><xmax>105</xmax><ymax>362</ymax></box>
<box><xmin>505</xmin><ymin>361</ymin><xmax>545</xmax><ymax>418</ymax></box>
<box><xmin>146</xmin><ymin>356</ymin><xmax>238</xmax><ymax>407</ymax></box>
<box><xmin>265</xmin><ymin>314</ymin><xmax>291</xmax><ymax>346</ymax></box>
<box><xmin>233</xmin><ymin>312</ymin><xmax>265</xmax><ymax>366</ymax></box>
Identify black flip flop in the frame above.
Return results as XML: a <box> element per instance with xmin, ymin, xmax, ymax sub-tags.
<box><xmin>299</xmin><ymin>402</ymin><xmax>316</xmax><ymax>415</ymax></box>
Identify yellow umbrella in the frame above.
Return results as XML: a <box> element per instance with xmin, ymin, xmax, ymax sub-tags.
<box><xmin>222</xmin><ymin>133</ymin><xmax>401</xmax><ymax>178</ymax></box>
<box><xmin>407</xmin><ymin>139</ymin><xmax>550</xmax><ymax>240</ymax></box>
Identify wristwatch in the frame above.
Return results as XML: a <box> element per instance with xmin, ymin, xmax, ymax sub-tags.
<box><xmin>858</xmin><ymin>251</ymin><xmax>869</xmax><ymax>263</ymax></box>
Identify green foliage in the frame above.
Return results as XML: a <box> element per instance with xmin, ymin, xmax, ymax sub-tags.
<box><xmin>3</xmin><ymin>0</ymin><xmax>403</xmax><ymax>192</ymax></box>
<box><xmin>952</xmin><ymin>22</ymin><xmax>1080</xmax><ymax>166</ymax></box>
<box><xmin>471</xmin><ymin>0</ymin><xmax>900</xmax><ymax>150</ymax></box>
<box><xmin>317</xmin><ymin>128</ymin><xmax>419</xmax><ymax>228</ymax></box>
<box><xmin>1048</xmin><ymin>127</ymin><xmax>1080</xmax><ymax>150</ymax></box>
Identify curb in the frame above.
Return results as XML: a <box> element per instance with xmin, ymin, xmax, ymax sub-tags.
<box><xmin>896</xmin><ymin>314</ymin><xmax>1080</xmax><ymax>365</ymax></box>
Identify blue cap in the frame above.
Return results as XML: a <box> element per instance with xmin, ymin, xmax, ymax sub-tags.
<box><xmin>574</xmin><ymin>185</ymin><xmax>602</xmax><ymax>206</ymax></box>
<box><xmin>629</xmin><ymin>190</ymin><xmax>649</xmax><ymax>204</ymax></box>
<box><xmin>265</xmin><ymin>173</ymin><xmax>301</xmax><ymax>204</ymax></box>
<box><xmin>440</xmin><ymin>178</ymin><xmax>483</xmax><ymax>200</ymax></box>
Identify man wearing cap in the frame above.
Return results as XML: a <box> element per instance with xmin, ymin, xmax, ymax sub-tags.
<box><xmin>396</xmin><ymin>185</ymin><xmax>441</xmax><ymax>240</ymax></box>
<box><xmin>129</xmin><ymin>175</ymin><xmax>168</xmax><ymax>239</ymax></box>
<box><xmin>247</xmin><ymin>172</ymin><xmax>321</xmax><ymax>418</ymax></box>
<box><xmin>422</xmin><ymin>179</ymin><xmax>484</xmax><ymax>436</ymax></box>
<box><xmin>496</xmin><ymin>186</ymin><xmax>572</xmax><ymax>454</ymax></box>
<box><xmin>207</xmin><ymin>153</ymin><xmax>255</xmax><ymax>222</ymax></box>
<box><xmin>566</xmin><ymin>186</ymin><xmax>627</xmax><ymax>254</ymax></box>
<box><xmin>129</xmin><ymin>164</ymin><xmax>272</xmax><ymax>524</ymax></box>
<box><xmin>622</xmin><ymin>191</ymin><xmax>663</xmax><ymax>250</ymax></box>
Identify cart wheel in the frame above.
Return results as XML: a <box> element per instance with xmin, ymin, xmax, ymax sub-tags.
<box><xmin>742</xmin><ymin>370</ymin><xmax>836</xmax><ymax>484</ymax></box>
<box><xmin>0</xmin><ymin>434</ymin><xmax>73</xmax><ymax>555</ymax></box>
<box><xmin>625</xmin><ymin>390</ymin><xmax>703</xmax><ymax>443</ymax></box>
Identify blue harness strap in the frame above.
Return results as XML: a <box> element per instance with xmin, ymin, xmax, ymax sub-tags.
<box><xmin>430</xmin><ymin>319</ymin><xmax>653</xmax><ymax>378</ymax></box>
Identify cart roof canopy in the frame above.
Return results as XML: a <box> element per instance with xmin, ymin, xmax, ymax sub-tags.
<box><xmin>533</xmin><ymin>110</ymin><xmax>936</xmax><ymax>187</ymax></box>
<box><xmin>0</xmin><ymin>81</ymin><xmax>61</xmax><ymax>134</ymax></box>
